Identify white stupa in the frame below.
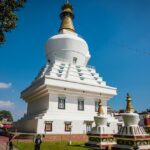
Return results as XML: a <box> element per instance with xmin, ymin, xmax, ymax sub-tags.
<box><xmin>114</xmin><ymin>94</ymin><xmax>150</xmax><ymax>150</ymax></box>
<box><xmin>86</xmin><ymin>100</ymin><xmax>116</xmax><ymax>149</ymax></box>
<box><xmin>15</xmin><ymin>1</ymin><xmax>118</xmax><ymax>140</ymax></box>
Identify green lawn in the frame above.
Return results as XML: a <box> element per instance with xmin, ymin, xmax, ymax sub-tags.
<box><xmin>14</xmin><ymin>141</ymin><xmax>91</xmax><ymax>150</ymax></box>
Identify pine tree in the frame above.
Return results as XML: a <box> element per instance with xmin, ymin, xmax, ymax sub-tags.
<box><xmin>0</xmin><ymin>0</ymin><xmax>26</xmax><ymax>44</ymax></box>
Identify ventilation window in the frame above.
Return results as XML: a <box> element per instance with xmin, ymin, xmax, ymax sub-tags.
<box><xmin>94</xmin><ymin>77</ymin><xmax>98</xmax><ymax>80</ymax></box>
<box><xmin>58</xmin><ymin>69</ymin><xmax>63</xmax><ymax>73</ymax></box>
<box><xmin>61</xmin><ymin>63</ymin><xmax>65</xmax><ymax>66</ymax></box>
<box><xmin>80</xmin><ymin>77</ymin><xmax>85</xmax><ymax>80</ymax></box>
<box><xmin>91</xmin><ymin>73</ymin><xmax>95</xmax><ymax>76</ymax></box>
<box><xmin>79</xmin><ymin>73</ymin><xmax>83</xmax><ymax>76</ymax></box>
<box><xmin>97</xmin><ymin>81</ymin><xmax>101</xmax><ymax>84</ymax></box>
<box><xmin>48</xmin><ymin>59</ymin><xmax>51</xmax><ymax>63</ymax></box>
<box><xmin>59</xmin><ymin>66</ymin><xmax>64</xmax><ymax>70</ymax></box>
<box><xmin>57</xmin><ymin>73</ymin><xmax>62</xmax><ymax>77</ymax></box>
<box><xmin>77</xmin><ymin>68</ymin><xmax>81</xmax><ymax>72</ymax></box>
<box><xmin>76</xmin><ymin>66</ymin><xmax>80</xmax><ymax>68</ymax></box>
<box><xmin>73</xmin><ymin>57</ymin><xmax>77</xmax><ymax>64</ymax></box>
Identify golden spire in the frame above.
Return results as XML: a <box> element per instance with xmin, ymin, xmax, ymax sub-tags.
<box><xmin>59</xmin><ymin>1</ymin><xmax>75</xmax><ymax>32</ymax></box>
<box><xmin>126</xmin><ymin>93</ymin><xmax>134</xmax><ymax>113</ymax></box>
<box><xmin>98</xmin><ymin>99</ymin><xmax>104</xmax><ymax>115</ymax></box>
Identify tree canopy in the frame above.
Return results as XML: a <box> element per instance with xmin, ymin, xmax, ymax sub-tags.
<box><xmin>0</xmin><ymin>0</ymin><xmax>26</xmax><ymax>44</ymax></box>
<box><xmin>0</xmin><ymin>110</ymin><xmax>13</xmax><ymax>122</ymax></box>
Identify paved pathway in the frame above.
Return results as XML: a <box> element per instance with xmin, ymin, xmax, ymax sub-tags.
<box><xmin>0</xmin><ymin>136</ymin><xmax>18</xmax><ymax>150</ymax></box>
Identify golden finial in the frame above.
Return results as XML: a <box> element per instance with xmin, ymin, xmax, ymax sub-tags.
<box><xmin>98</xmin><ymin>99</ymin><xmax>104</xmax><ymax>115</ymax></box>
<box><xmin>59</xmin><ymin>1</ymin><xmax>75</xmax><ymax>32</ymax></box>
<box><xmin>126</xmin><ymin>93</ymin><xmax>134</xmax><ymax>113</ymax></box>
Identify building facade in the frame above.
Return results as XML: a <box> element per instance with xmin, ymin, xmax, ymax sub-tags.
<box><xmin>140</xmin><ymin>112</ymin><xmax>150</xmax><ymax>134</ymax></box>
<box><xmin>15</xmin><ymin>1</ymin><xmax>118</xmax><ymax>138</ymax></box>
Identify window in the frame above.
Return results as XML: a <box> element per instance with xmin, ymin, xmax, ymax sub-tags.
<box><xmin>78</xmin><ymin>98</ymin><xmax>84</xmax><ymax>111</ymax></box>
<box><xmin>58</xmin><ymin>96</ymin><xmax>65</xmax><ymax>109</ymax></box>
<box><xmin>73</xmin><ymin>57</ymin><xmax>77</xmax><ymax>64</ymax></box>
<box><xmin>95</xmin><ymin>101</ymin><xmax>99</xmax><ymax>112</ymax></box>
<box><xmin>59</xmin><ymin>66</ymin><xmax>64</xmax><ymax>70</ymax></box>
<box><xmin>45</xmin><ymin>121</ymin><xmax>53</xmax><ymax>132</ymax></box>
<box><xmin>84</xmin><ymin>121</ymin><xmax>93</xmax><ymax>133</ymax></box>
<box><xmin>79</xmin><ymin>73</ymin><xmax>83</xmax><ymax>76</ymax></box>
<box><xmin>77</xmin><ymin>69</ymin><xmax>81</xmax><ymax>72</ymax></box>
<box><xmin>118</xmin><ymin>124</ymin><xmax>122</xmax><ymax>131</ymax></box>
<box><xmin>94</xmin><ymin>77</ymin><xmax>98</xmax><ymax>80</ymax></box>
<box><xmin>58</xmin><ymin>69</ymin><xmax>63</xmax><ymax>73</ymax></box>
<box><xmin>61</xmin><ymin>63</ymin><xmax>65</xmax><ymax>66</ymax></box>
<box><xmin>57</xmin><ymin>73</ymin><xmax>62</xmax><ymax>77</ymax></box>
<box><xmin>86</xmin><ymin>124</ymin><xmax>92</xmax><ymax>133</ymax></box>
<box><xmin>91</xmin><ymin>73</ymin><xmax>95</xmax><ymax>76</ymax></box>
<box><xmin>107</xmin><ymin>123</ymin><xmax>110</xmax><ymax>127</ymax></box>
<box><xmin>48</xmin><ymin>59</ymin><xmax>51</xmax><ymax>63</ymax></box>
<box><xmin>97</xmin><ymin>81</ymin><xmax>101</xmax><ymax>84</ymax></box>
<box><xmin>80</xmin><ymin>77</ymin><xmax>85</xmax><ymax>80</ymax></box>
<box><xmin>65</xmin><ymin>122</ymin><xmax>72</xmax><ymax>132</ymax></box>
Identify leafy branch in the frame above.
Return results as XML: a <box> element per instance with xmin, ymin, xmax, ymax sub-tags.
<box><xmin>0</xmin><ymin>0</ymin><xmax>26</xmax><ymax>44</ymax></box>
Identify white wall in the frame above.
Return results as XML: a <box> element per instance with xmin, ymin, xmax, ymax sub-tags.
<box><xmin>37</xmin><ymin>119</ymin><xmax>87</xmax><ymax>134</ymax></box>
<box><xmin>34</xmin><ymin>93</ymin><xmax>108</xmax><ymax>134</ymax></box>
<box><xmin>45</xmin><ymin>93</ymin><xmax>107</xmax><ymax>120</ymax></box>
<box><xmin>16</xmin><ymin>91</ymin><xmax>111</xmax><ymax>134</ymax></box>
<box><xmin>27</xmin><ymin>95</ymin><xmax>49</xmax><ymax>115</ymax></box>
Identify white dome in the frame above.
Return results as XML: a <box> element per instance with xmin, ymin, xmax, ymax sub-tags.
<box><xmin>45</xmin><ymin>30</ymin><xmax>91</xmax><ymax>66</ymax></box>
<box><xmin>122</xmin><ymin>113</ymin><xmax>140</xmax><ymax>126</ymax></box>
<box><xmin>94</xmin><ymin>115</ymin><xmax>108</xmax><ymax>127</ymax></box>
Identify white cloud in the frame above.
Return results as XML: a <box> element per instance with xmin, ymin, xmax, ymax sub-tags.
<box><xmin>0</xmin><ymin>82</ymin><xmax>12</xmax><ymax>89</ymax></box>
<box><xmin>0</xmin><ymin>100</ymin><xmax>14</xmax><ymax>109</ymax></box>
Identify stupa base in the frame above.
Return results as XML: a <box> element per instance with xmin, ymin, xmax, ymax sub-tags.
<box><xmin>86</xmin><ymin>133</ymin><xmax>116</xmax><ymax>149</ymax></box>
<box><xmin>114</xmin><ymin>134</ymin><xmax>150</xmax><ymax>150</ymax></box>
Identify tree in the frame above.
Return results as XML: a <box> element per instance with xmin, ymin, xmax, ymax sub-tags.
<box><xmin>0</xmin><ymin>110</ymin><xmax>13</xmax><ymax>122</ymax></box>
<box><xmin>0</xmin><ymin>0</ymin><xmax>26</xmax><ymax>44</ymax></box>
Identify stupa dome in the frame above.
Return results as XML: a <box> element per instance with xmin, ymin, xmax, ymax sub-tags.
<box><xmin>123</xmin><ymin>93</ymin><xmax>140</xmax><ymax>126</ymax></box>
<box><xmin>45</xmin><ymin>1</ymin><xmax>91</xmax><ymax>66</ymax></box>
<box><xmin>46</xmin><ymin>30</ymin><xmax>90</xmax><ymax>66</ymax></box>
<box><xmin>122</xmin><ymin>113</ymin><xmax>140</xmax><ymax>126</ymax></box>
<box><xmin>94</xmin><ymin>100</ymin><xmax>108</xmax><ymax>126</ymax></box>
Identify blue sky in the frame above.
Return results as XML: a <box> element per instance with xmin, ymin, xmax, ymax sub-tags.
<box><xmin>0</xmin><ymin>0</ymin><xmax>150</xmax><ymax>120</ymax></box>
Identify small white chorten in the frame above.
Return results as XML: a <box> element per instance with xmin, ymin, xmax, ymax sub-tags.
<box><xmin>115</xmin><ymin>93</ymin><xmax>150</xmax><ymax>150</ymax></box>
<box><xmin>86</xmin><ymin>99</ymin><xmax>116</xmax><ymax>149</ymax></box>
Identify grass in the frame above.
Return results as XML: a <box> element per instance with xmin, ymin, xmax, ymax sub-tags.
<box><xmin>13</xmin><ymin>141</ymin><xmax>91</xmax><ymax>150</ymax></box>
